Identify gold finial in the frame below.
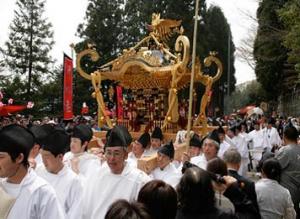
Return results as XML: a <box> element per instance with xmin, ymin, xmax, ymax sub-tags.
<box><xmin>209</xmin><ymin>51</ymin><xmax>218</xmax><ymax>56</ymax></box>
<box><xmin>87</xmin><ymin>43</ymin><xmax>96</xmax><ymax>49</ymax></box>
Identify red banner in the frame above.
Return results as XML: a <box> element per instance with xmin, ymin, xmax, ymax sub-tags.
<box><xmin>116</xmin><ymin>86</ymin><xmax>123</xmax><ymax>119</ymax></box>
<box><xmin>63</xmin><ymin>54</ymin><xmax>73</xmax><ymax>120</ymax></box>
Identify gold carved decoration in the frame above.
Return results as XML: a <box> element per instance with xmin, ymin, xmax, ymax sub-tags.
<box><xmin>76</xmin><ymin>14</ymin><xmax>223</xmax><ymax>133</ymax></box>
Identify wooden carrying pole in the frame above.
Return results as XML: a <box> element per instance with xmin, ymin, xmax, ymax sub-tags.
<box><xmin>186</xmin><ymin>0</ymin><xmax>200</xmax><ymax>149</ymax></box>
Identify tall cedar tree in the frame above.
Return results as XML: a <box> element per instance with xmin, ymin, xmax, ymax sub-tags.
<box><xmin>205</xmin><ymin>6</ymin><xmax>236</xmax><ymax>115</ymax></box>
<box><xmin>253</xmin><ymin>0</ymin><xmax>288</xmax><ymax>101</ymax></box>
<box><xmin>4</xmin><ymin>0</ymin><xmax>54</xmax><ymax>99</ymax></box>
<box><xmin>75</xmin><ymin>0</ymin><xmax>125</xmax><ymax>114</ymax></box>
<box><xmin>278</xmin><ymin>0</ymin><xmax>300</xmax><ymax>75</ymax></box>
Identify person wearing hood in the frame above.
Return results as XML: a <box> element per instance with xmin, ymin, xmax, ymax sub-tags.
<box><xmin>0</xmin><ymin>124</ymin><xmax>65</xmax><ymax>219</ymax></box>
<box><xmin>150</xmin><ymin>141</ymin><xmax>181</xmax><ymax>188</ymax></box>
<box><xmin>83</xmin><ymin>125</ymin><xmax>150</xmax><ymax>219</ymax></box>
<box><xmin>127</xmin><ymin>132</ymin><xmax>151</xmax><ymax>167</ymax></box>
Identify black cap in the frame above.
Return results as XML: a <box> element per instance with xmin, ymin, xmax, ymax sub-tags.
<box><xmin>0</xmin><ymin>124</ymin><xmax>34</xmax><ymax>159</ymax></box>
<box><xmin>207</xmin><ymin>129</ymin><xmax>220</xmax><ymax>144</ymax></box>
<box><xmin>158</xmin><ymin>141</ymin><xmax>174</xmax><ymax>159</ymax></box>
<box><xmin>217</xmin><ymin>126</ymin><xmax>225</xmax><ymax>135</ymax></box>
<box><xmin>118</xmin><ymin>125</ymin><xmax>132</xmax><ymax>146</ymax></box>
<box><xmin>267</xmin><ymin>117</ymin><xmax>275</xmax><ymax>125</ymax></box>
<box><xmin>190</xmin><ymin>134</ymin><xmax>202</xmax><ymax>148</ymax></box>
<box><xmin>41</xmin><ymin>127</ymin><xmax>70</xmax><ymax>156</ymax></box>
<box><xmin>137</xmin><ymin>132</ymin><xmax>150</xmax><ymax>148</ymax></box>
<box><xmin>229</xmin><ymin>124</ymin><xmax>236</xmax><ymax>133</ymax></box>
<box><xmin>151</xmin><ymin>127</ymin><xmax>163</xmax><ymax>140</ymax></box>
<box><xmin>71</xmin><ymin>124</ymin><xmax>93</xmax><ymax>143</ymax></box>
<box><xmin>106</xmin><ymin>125</ymin><xmax>132</xmax><ymax>148</ymax></box>
<box><xmin>29</xmin><ymin>124</ymin><xmax>53</xmax><ymax>145</ymax></box>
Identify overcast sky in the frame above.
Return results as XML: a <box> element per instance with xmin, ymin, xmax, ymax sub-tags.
<box><xmin>0</xmin><ymin>0</ymin><xmax>258</xmax><ymax>84</ymax></box>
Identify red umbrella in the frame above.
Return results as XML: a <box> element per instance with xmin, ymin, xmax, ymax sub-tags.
<box><xmin>0</xmin><ymin>105</ymin><xmax>28</xmax><ymax>116</ymax></box>
<box><xmin>237</xmin><ymin>105</ymin><xmax>255</xmax><ymax>115</ymax></box>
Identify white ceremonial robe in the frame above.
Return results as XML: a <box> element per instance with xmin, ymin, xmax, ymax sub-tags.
<box><xmin>0</xmin><ymin>169</ymin><xmax>65</xmax><ymax>219</ymax></box>
<box><xmin>143</xmin><ymin>147</ymin><xmax>160</xmax><ymax>156</ymax></box>
<box><xmin>262</xmin><ymin>127</ymin><xmax>282</xmax><ymax>150</ymax></box>
<box><xmin>127</xmin><ymin>152</ymin><xmax>146</xmax><ymax>168</ymax></box>
<box><xmin>36</xmin><ymin>165</ymin><xmax>83</xmax><ymax>219</ymax></box>
<box><xmin>83</xmin><ymin>162</ymin><xmax>150</xmax><ymax>219</ymax></box>
<box><xmin>248</xmin><ymin>129</ymin><xmax>265</xmax><ymax>161</ymax></box>
<box><xmin>64</xmin><ymin>152</ymin><xmax>101</xmax><ymax>179</ymax></box>
<box><xmin>191</xmin><ymin>154</ymin><xmax>207</xmax><ymax>170</ymax></box>
<box><xmin>225</xmin><ymin>135</ymin><xmax>236</xmax><ymax>148</ymax></box>
<box><xmin>217</xmin><ymin>141</ymin><xmax>231</xmax><ymax>159</ymax></box>
<box><xmin>150</xmin><ymin>163</ymin><xmax>181</xmax><ymax>188</ymax></box>
<box><xmin>232</xmin><ymin>134</ymin><xmax>249</xmax><ymax>177</ymax></box>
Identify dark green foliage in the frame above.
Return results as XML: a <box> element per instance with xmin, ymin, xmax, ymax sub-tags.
<box><xmin>75</xmin><ymin>0</ymin><xmax>235</xmax><ymax>116</ymax></box>
<box><xmin>278</xmin><ymin>0</ymin><xmax>300</xmax><ymax>74</ymax></box>
<box><xmin>253</xmin><ymin>0</ymin><xmax>288</xmax><ymax>100</ymax></box>
<box><xmin>3</xmin><ymin>0</ymin><xmax>54</xmax><ymax>98</ymax></box>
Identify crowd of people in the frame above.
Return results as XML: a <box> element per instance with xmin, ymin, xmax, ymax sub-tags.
<box><xmin>0</xmin><ymin>113</ymin><xmax>299</xmax><ymax>219</ymax></box>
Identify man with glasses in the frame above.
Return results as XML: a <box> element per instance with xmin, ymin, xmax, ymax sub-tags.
<box><xmin>83</xmin><ymin>125</ymin><xmax>150</xmax><ymax>219</ymax></box>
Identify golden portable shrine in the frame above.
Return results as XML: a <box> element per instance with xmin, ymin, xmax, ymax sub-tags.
<box><xmin>76</xmin><ymin>13</ymin><xmax>223</xmax><ymax>136</ymax></box>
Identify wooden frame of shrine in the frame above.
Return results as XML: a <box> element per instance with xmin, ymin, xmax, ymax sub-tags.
<box><xmin>76</xmin><ymin>13</ymin><xmax>223</xmax><ymax>172</ymax></box>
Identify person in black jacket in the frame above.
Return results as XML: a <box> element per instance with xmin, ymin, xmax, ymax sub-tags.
<box><xmin>223</xmin><ymin>148</ymin><xmax>261</xmax><ymax>219</ymax></box>
<box><xmin>176</xmin><ymin>166</ymin><xmax>236</xmax><ymax>219</ymax></box>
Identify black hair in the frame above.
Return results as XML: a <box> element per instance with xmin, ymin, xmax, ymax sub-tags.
<box><xmin>0</xmin><ymin>124</ymin><xmax>34</xmax><ymax>167</ymax></box>
<box><xmin>262</xmin><ymin>158</ymin><xmax>282</xmax><ymax>182</ymax></box>
<box><xmin>283</xmin><ymin>125</ymin><xmax>298</xmax><ymax>142</ymax></box>
<box><xmin>138</xmin><ymin>180</ymin><xmax>177</xmax><ymax>219</ymax></box>
<box><xmin>206</xmin><ymin>157</ymin><xmax>228</xmax><ymax>177</ymax></box>
<box><xmin>177</xmin><ymin>167</ymin><xmax>216</xmax><ymax>214</ymax></box>
<box><xmin>105</xmin><ymin>199</ymin><xmax>151</xmax><ymax>219</ymax></box>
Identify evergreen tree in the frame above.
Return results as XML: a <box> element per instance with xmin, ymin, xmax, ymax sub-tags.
<box><xmin>253</xmin><ymin>0</ymin><xmax>288</xmax><ymax>101</ymax></box>
<box><xmin>205</xmin><ymin>6</ymin><xmax>236</xmax><ymax>115</ymax></box>
<box><xmin>3</xmin><ymin>0</ymin><xmax>54</xmax><ymax>99</ymax></box>
<box><xmin>278</xmin><ymin>0</ymin><xmax>300</xmax><ymax>74</ymax></box>
<box><xmin>77</xmin><ymin>0</ymin><xmax>125</xmax><ymax>64</ymax></box>
<box><xmin>122</xmin><ymin>0</ymin><xmax>148</xmax><ymax>47</ymax></box>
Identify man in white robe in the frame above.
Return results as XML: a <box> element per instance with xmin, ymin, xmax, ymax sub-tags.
<box><xmin>230</xmin><ymin>124</ymin><xmax>249</xmax><ymax>177</ymax></box>
<box><xmin>144</xmin><ymin>127</ymin><xmax>163</xmax><ymax>156</ymax></box>
<box><xmin>263</xmin><ymin>118</ymin><xmax>282</xmax><ymax>151</ymax></box>
<box><xmin>0</xmin><ymin>124</ymin><xmax>65</xmax><ymax>219</ymax></box>
<box><xmin>177</xmin><ymin>133</ymin><xmax>202</xmax><ymax>171</ymax></box>
<box><xmin>247</xmin><ymin>121</ymin><xmax>265</xmax><ymax>166</ymax></box>
<box><xmin>127</xmin><ymin>132</ymin><xmax>150</xmax><ymax>167</ymax></box>
<box><xmin>150</xmin><ymin>141</ymin><xmax>181</xmax><ymax>188</ymax></box>
<box><xmin>83</xmin><ymin>125</ymin><xmax>150</xmax><ymax>219</ymax></box>
<box><xmin>191</xmin><ymin>130</ymin><xmax>220</xmax><ymax>170</ymax></box>
<box><xmin>217</xmin><ymin>126</ymin><xmax>231</xmax><ymax>159</ymax></box>
<box><xmin>36</xmin><ymin>126</ymin><xmax>83</xmax><ymax>219</ymax></box>
<box><xmin>63</xmin><ymin>124</ymin><xmax>100</xmax><ymax>179</ymax></box>
<box><xmin>28</xmin><ymin>124</ymin><xmax>53</xmax><ymax>169</ymax></box>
